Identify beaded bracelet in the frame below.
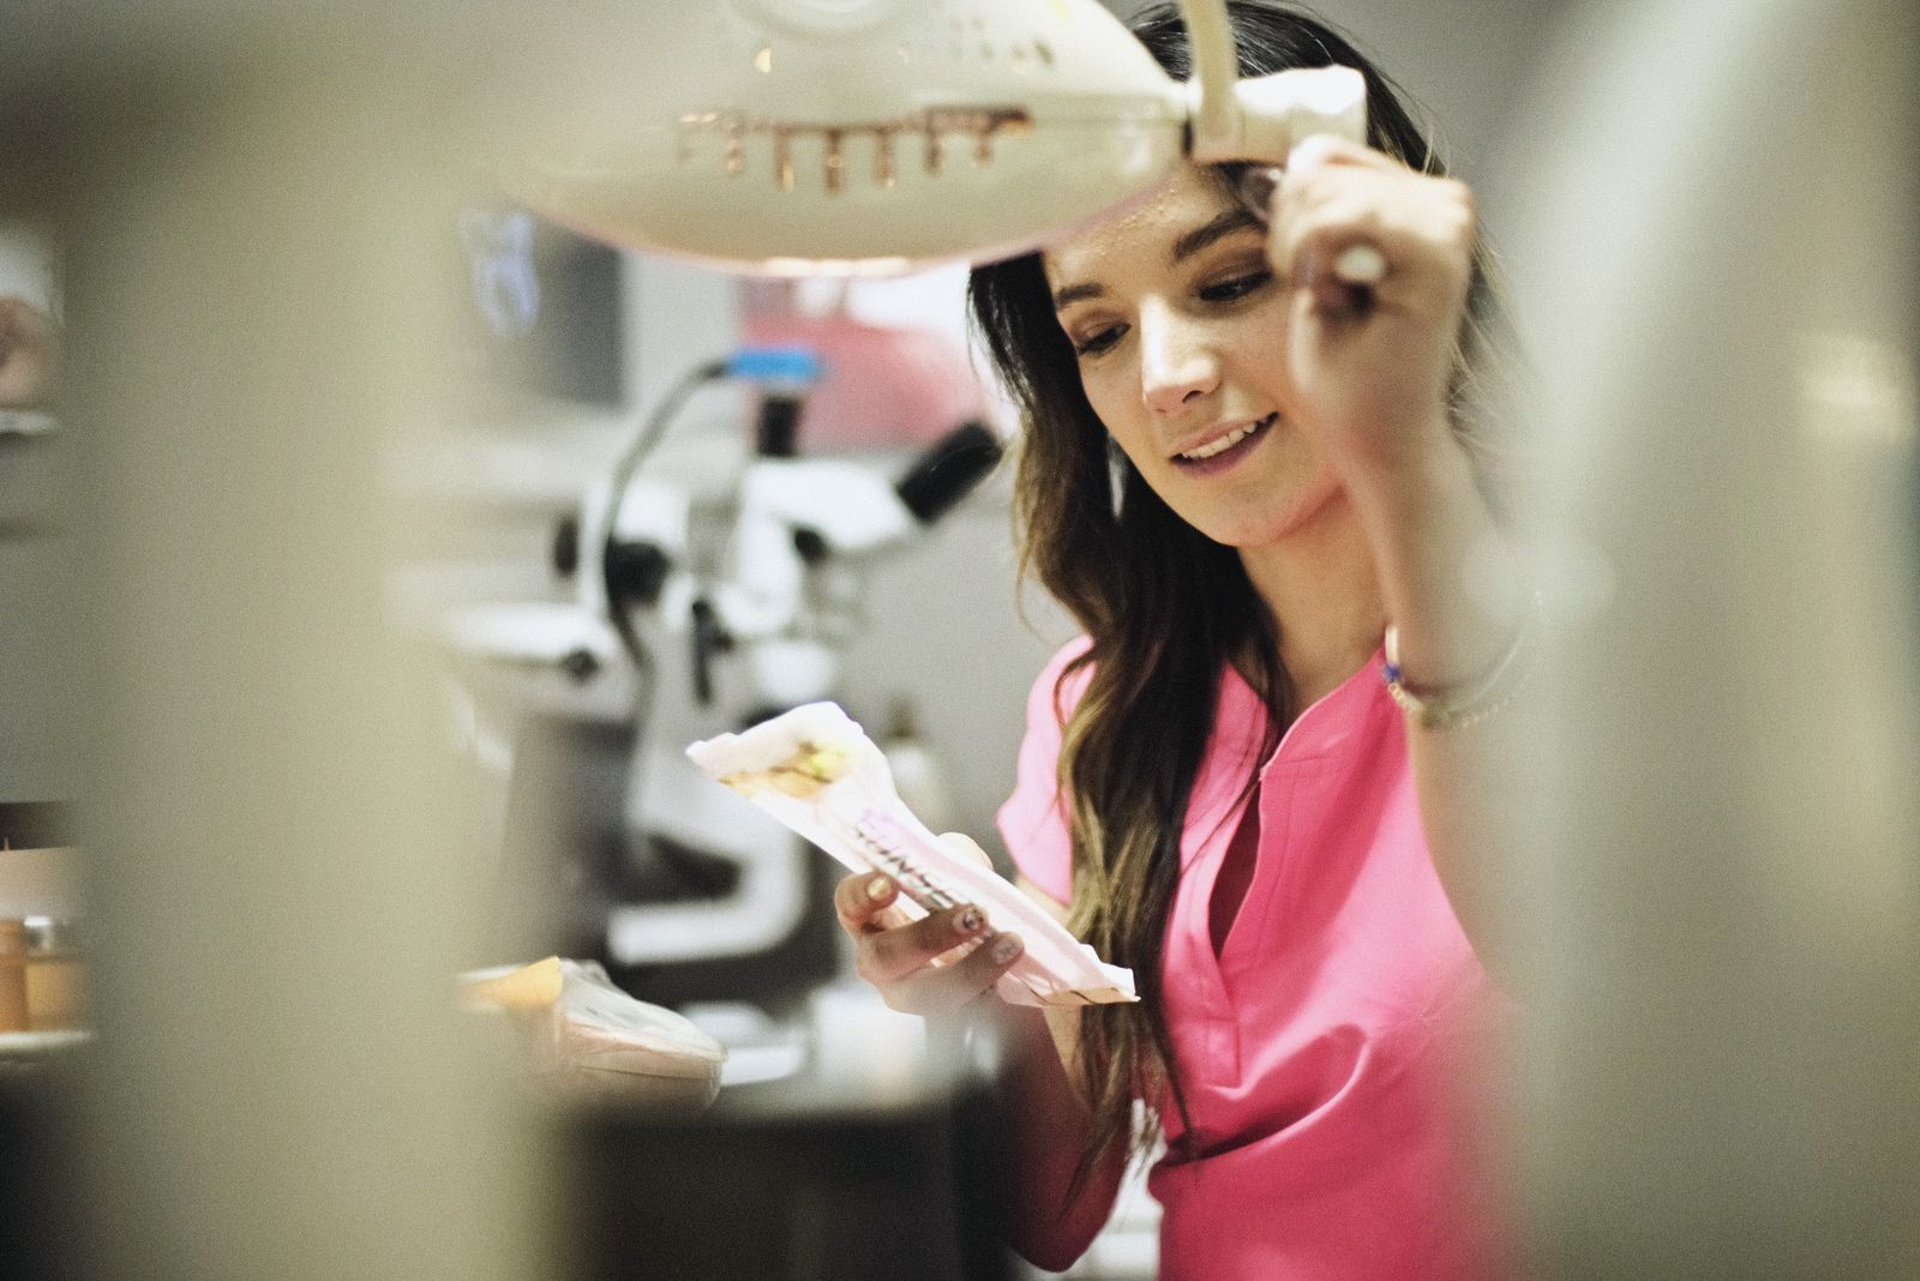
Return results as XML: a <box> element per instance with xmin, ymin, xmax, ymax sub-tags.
<box><xmin>1383</xmin><ymin>593</ymin><xmax>1542</xmax><ymax>731</ymax></box>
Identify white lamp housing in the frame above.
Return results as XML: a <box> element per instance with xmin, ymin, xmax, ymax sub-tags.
<box><xmin>504</xmin><ymin>0</ymin><xmax>1365</xmax><ymax>274</ymax></box>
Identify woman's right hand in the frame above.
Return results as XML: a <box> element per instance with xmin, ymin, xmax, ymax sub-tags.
<box><xmin>832</xmin><ymin>834</ymin><xmax>1026</xmax><ymax>1017</ymax></box>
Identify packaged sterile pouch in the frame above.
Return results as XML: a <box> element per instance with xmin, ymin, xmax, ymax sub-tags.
<box><xmin>461</xmin><ymin>956</ymin><xmax>726</xmax><ymax>1109</ymax></box>
<box><xmin>687</xmin><ymin>702</ymin><xmax>1136</xmax><ymax>1008</ymax></box>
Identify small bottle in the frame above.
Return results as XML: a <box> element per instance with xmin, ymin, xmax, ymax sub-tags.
<box><xmin>26</xmin><ymin>917</ymin><xmax>84</xmax><ymax>1031</ymax></box>
<box><xmin>0</xmin><ymin>919</ymin><xmax>27</xmax><ymax>1034</ymax></box>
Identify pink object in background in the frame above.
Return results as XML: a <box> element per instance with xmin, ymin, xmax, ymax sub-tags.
<box><xmin>743</xmin><ymin>282</ymin><xmax>990</xmax><ymax>451</ymax></box>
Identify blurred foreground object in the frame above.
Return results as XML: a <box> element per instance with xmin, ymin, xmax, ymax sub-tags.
<box><xmin>1504</xmin><ymin>0</ymin><xmax>1920</xmax><ymax>1274</ymax></box>
<box><xmin>462</xmin><ymin>957</ymin><xmax>726</xmax><ymax>1110</ymax></box>
<box><xmin>11</xmin><ymin>10</ymin><xmax>547</xmax><ymax>1278</ymax></box>
<box><xmin>464</xmin><ymin>952</ymin><xmax>725</xmax><ymax>1113</ymax></box>
<box><xmin>0</xmin><ymin>843</ymin><xmax>84</xmax><ymax>1037</ymax></box>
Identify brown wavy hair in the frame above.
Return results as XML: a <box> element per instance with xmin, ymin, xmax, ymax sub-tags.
<box><xmin>969</xmin><ymin>1</ymin><xmax>1515</xmax><ymax>1191</ymax></box>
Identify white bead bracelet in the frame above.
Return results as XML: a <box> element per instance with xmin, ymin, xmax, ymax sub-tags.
<box><xmin>1383</xmin><ymin>593</ymin><xmax>1542</xmax><ymax>731</ymax></box>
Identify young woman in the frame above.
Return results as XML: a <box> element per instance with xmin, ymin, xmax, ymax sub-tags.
<box><xmin>834</xmin><ymin>4</ymin><xmax>1527</xmax><ymax>1275</ymax></box>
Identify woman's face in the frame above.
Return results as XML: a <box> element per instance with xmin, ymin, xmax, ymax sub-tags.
<box><xmin>1044</xmin><ymin>164</ymin><xmax>1344</xmax><ymax>549</ymax></box>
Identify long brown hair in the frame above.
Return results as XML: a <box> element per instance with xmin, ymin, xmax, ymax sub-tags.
<box><xmin>969</xmin><ymin>2</ymin><xmax>1514</xmax><ymax>1187</ymax></box>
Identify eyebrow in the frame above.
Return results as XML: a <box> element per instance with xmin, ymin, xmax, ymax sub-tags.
<box><xmin>1171</xmin><ymin>206</ymin><xmax>1265</xmax><ymax>264</ymax></box>
<box><xmin>1050</xmin><ymin>207</ymin><xmax>1267</xmax><ymax>312</ymax></box>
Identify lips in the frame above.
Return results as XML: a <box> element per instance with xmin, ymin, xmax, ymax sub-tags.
<box><xmin>1172</xmin><ymin>413</ymin><xmax>1276</xmax><ymax>468</ymax></box>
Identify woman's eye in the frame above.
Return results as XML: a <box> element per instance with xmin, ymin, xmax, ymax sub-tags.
<box><xmin>1200</xmin><ymin>268</ymin><xmax>1273</xmax><ymax>303</ymax></box>
<box><xmin>1073</xmin><ymin>325</ymin><xmax>1126</xmax><ymax>358</ymax></box>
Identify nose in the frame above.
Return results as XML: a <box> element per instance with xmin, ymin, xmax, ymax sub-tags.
<box><xmin>1137</xmin><ymin>301</ymin><xmax>1219</xmax><ymax>417</ymax></box>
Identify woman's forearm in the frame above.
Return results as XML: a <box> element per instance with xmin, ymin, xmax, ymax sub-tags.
<box><xmin>1352</xmin><ymin>423</ymin><xmax>1520</xmax><ymax>690</ymax></box>
<box><xmin>1350</xmin><ymin>426</ymin><xmax>1529</xmax><ymax>987</ymax></box>
<box><xmin>988</xmin><ymin>1004</ymin><xmax>1128</xmax><ymax>1272</ymax></box>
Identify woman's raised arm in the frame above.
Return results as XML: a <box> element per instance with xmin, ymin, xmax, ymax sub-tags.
<box><xmin>1266</xmin><ymin>137</ymin><xmax>1530</xmax><ymax>985</ymax></box>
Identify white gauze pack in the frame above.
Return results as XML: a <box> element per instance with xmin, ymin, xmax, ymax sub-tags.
<box><xmin>687</xmin><ymin>702</ymin><xmax>1135</xmax><ymax>1008</ymax></box>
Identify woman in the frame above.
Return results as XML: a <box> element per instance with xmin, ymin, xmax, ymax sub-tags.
<box><xmin>834</xmin><ymin>4</ymin><xmax>1527</xmax><ymax>1275</ymax></box>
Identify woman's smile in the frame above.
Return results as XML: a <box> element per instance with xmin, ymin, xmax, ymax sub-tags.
<box><xmin>1171</xmin><ymin>412</ymin><xmax>1278</xmax><ymax>473</ymax></box>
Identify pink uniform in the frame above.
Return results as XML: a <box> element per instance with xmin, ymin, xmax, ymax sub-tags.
<box><xmin>997</xmin><ymin>640</ymin><xmax>1509</xmax><ymax>1280</ymax></box>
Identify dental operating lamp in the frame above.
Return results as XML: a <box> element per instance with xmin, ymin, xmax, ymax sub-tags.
<box><xmin>506</xmin><ymin>0</ymin><xmax>1365</xmax><ymax>275</ymax></box>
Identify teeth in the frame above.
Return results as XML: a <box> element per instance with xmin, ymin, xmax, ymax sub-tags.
<box><xmin>1180</xmin><ymin>415</ymin><xmax>1269</xmax><ymax>461</ymax></box>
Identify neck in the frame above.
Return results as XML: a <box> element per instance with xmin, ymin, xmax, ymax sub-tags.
<box><xmin>1239</xmin><ymin>488</ymin><xmax>1386</xmax><ymax>707</ymax></box>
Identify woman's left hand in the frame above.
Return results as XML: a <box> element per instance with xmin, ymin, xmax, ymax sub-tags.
<box><xmin>1265</xmin><ymin>136</ymin><xmax>1479</xmax><ymax>485</ymax></box>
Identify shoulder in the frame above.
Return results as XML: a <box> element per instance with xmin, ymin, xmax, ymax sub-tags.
<box><xmin>998</xmin><ymin>636</ymin><xmax>1095</xmax><ymax>907</ymax></box>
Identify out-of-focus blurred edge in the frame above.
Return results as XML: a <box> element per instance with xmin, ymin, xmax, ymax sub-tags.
<box><xmin>4</xmin><ymin>0</ymin><xmax>1917</xmax><ymax>1277</ymax></box>
<box><xmin>1</xmin><ymin>6</ymin><xmax>562</xmax><ymax>1279</ymax></box>
<box><xmin>1500</xmin><ymin>0</ymin><xmax>1920</xmax><ymax>1275</ymax></box>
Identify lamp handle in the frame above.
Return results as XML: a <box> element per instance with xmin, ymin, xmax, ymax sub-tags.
<box><xmin>1180</xmin><ymin>0</ymin><xmax>1240</xmax><ymax>155</ymax></box>
<box><xmin>1180</xmin><ymin>0</ymin><xmax>1369</xmax><ymax>166</ymax></box>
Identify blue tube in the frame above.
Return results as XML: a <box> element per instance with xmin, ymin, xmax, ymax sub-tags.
<box><xmin>725</xmin><ymin>345</ymin><xmax>825</xmax><ymax>387</ymax></box>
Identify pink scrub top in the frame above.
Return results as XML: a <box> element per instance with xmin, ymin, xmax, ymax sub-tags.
<box><xmin>997</xmin><ymin>640</ymin><xmax>1510</xmax><ymax>1280</ymax></box>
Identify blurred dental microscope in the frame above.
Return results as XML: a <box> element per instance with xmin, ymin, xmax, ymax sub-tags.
<box><xmin>427</xmin><ymin>216</ymin><xmax>1003</xmax><ymax>1029</ymax></box>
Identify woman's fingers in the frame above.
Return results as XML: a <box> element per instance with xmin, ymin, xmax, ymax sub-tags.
<box><xmin>831</xmin><ymin>867</ymin><xmax>1029</xmax><ymax>1016</ymax></box>
<box><xmin>1268</xmin><ymin>142</ymin><xmax>1476</xmax><ymax>322</ymax></box>
<box><xmin>1285</xmin><ymin>133</ymin><xmax>1397</xmax><ymax>175</ymax></box>
<box><xmin>831</xmin><ymin>832</ymin><xmax>996</xmax><ymax>933</ymax></box>
<box><xmin>831</xmin><ymin>829</ymin><xmax>1029</xmax><ymax>1014</ymax></box>
<box><xmin>875</xmin><ymin>929</ymin><xmax>1027</xmax><ymax>1018</ymax></box>
<box><xmin>859</xmin><ymin>899</ymin><xmax>990</xmax><ymax>983</ymax></box>
<box><xmin>833</xmin><ymin>869</ymin><xmax>902</xmax><ymax>935</ymax></box>
<box><xmin>1253</xmin><ymin>139</ymin><xmax>1483</xmax><ymax>476</ymax></box>
<box><xmin>1278</xmin><ymin>176</ymin><xmax>1471</xmax><ymax>280</ymax></box>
